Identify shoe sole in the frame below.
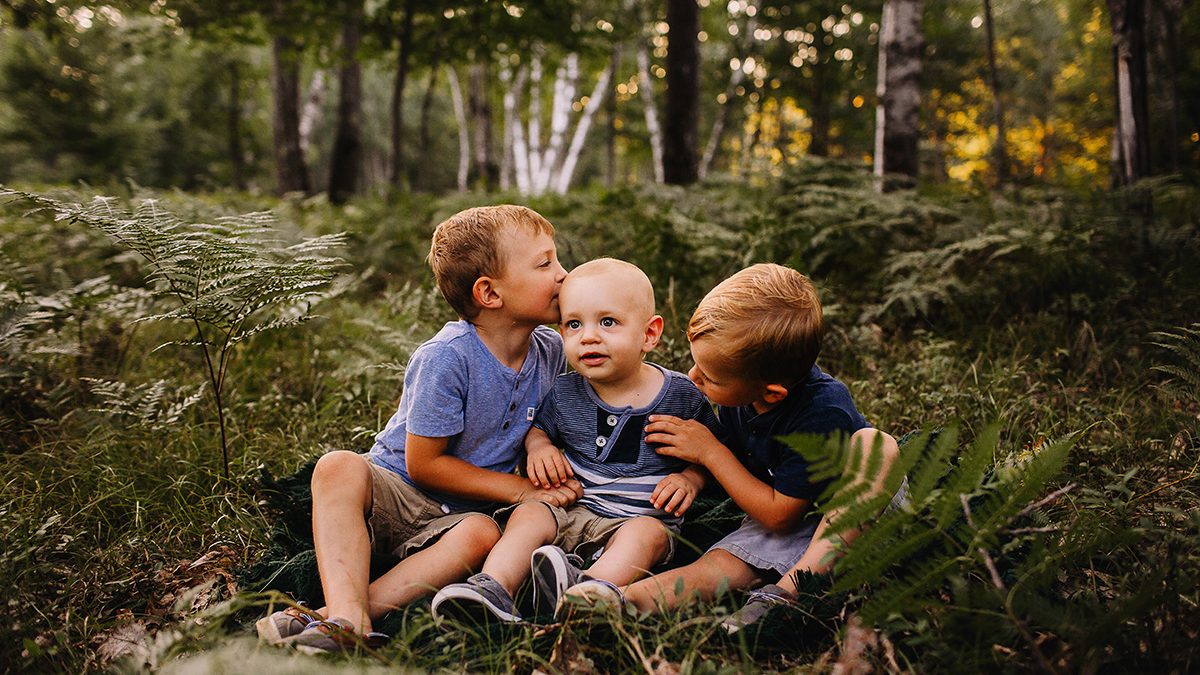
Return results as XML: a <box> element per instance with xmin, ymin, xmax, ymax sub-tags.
<box><xmin>432</xmin><ymin>586</ymin><xmax>523</xmax><ymax>626</ymax></box>
<box><xmin>531</xmin><ymin>546</ymin><xmax>572</xmax><ymax>619</ymax></box>
<box><xmin>255</xmin><ymin>614</ymin><xmax>293</xmax><ymax>644</ymax></box>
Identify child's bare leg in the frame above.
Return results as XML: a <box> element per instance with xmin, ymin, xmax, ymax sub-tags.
<box><xmin>479</xmin><ymin>501</ymin><xmax>558</xmax><ymax>595</ymax></box>
<box><xmin>309</xmin><ymin>451</ymin><xmax>375</xmax><ymax>632</ymax></box>
<box><xmin>580</xmin><ymin>517</ymin><xmax>671</xmax><ymax>585</ymax></box>
<box><xmin>624</xmin><ymin>549</ymin><xmax>762</xmax><ymax>612</ymax></box>
<box><xmin>777</xmin><ymin>427</ymin><xmax>899</xmax><ymax>594</ymax></box>
<box><xmin>353</xmin><ymin>514</ymin><xmax>501</xmax><ymax>619</ymax></box>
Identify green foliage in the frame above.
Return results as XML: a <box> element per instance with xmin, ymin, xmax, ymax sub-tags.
<box><xmin>1150</xmin><ymin>323</ymin><xmax>1200</xmax><ymax>404</ymax></box>
<box><xmin>1</xmin><ymin>187</ymin><xmax>347</xmax><ymax>479</ymax></box>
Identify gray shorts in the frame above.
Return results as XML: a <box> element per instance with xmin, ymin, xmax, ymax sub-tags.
<box><xmin>495</xmin><ymin>501</ymin><xmax>678</xmax><ymax>566</ymax></box>
<box><xmin>713</xmin><ymin>477</ymin><xmax>911</xmax><ymax>577</ymax></box>
<box><xmin>710</xmin><ymin>513</ymin><xmax>823</xmax><ymax>577</ymax></box>
<box><xmin>365</xmin><ymin>459</ymin><xmax>493</xmax><ymax>559</ymax></box>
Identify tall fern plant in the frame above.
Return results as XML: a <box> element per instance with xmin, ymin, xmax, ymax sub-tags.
<box><xmin>1</xmin><ymin>188</ymin><xmax>345</xmax><ymax>481</ymax></box>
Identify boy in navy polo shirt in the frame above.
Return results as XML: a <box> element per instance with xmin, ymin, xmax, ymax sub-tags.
<box><xmin>256</xmin><ymin>205</ymin><xmax>582</xmax><ymax>651</ymax></box>
<box><xmin>612</xmin><ymin>263</ymin><xmax>903</xmax><ymax>632</ymax></box>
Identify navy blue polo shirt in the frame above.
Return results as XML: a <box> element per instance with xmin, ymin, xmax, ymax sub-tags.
<box><xmin>717</xmin><ymin>364</ymin><xmax>868</xmax><ymax>501</ymax></box>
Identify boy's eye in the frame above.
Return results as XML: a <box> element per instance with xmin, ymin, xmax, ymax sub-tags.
<box><xmin>600</xmin><ymin>317</ymin><xmax>616</xmax><ymax>328</ymax></box>
<box><xmin>565</xmin><ymin>320</ymin><xmax>581</xmax><ymax>330</ymax></box>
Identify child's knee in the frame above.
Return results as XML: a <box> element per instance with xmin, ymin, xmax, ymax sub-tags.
<box><xmin>312</xmin><ymin>451</ymin><xmax>370</xmax><ymax>496</ymax></box>
<box><xmin>622</xmin><ymin>517</ymin><xmax>671</xmax><ymax>556</ymax></box>
<box><xmin>457</xmin><ymin>514</ymin><xmax>502</xmax><ymax>548</ymax></box>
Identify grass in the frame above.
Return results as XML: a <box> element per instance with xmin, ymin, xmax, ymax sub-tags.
<box><xmin>1</xmin><ymin>166</ymin><xmax>1198</xmax><ymax>672</ymax></box>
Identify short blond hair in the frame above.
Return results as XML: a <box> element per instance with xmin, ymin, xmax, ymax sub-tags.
<box><xmin>687</xmin><ymin>263</ymin><xmax>822</xmax><ymax>386</ymax></box>
<box><xmin>427</xmin><ymin>205</ymin><xmax>555</xmax><ymax>319</ymax></box>
<box><xmin>564</xmin><ymin>258</ymin><xmax>656</xmax><ymax>317</ymax></box>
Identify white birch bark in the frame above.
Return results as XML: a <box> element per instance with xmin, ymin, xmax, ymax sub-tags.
<box><xmin>298</xmin><ymin>69</ymin><xmax>327</xmax><ymax>156</ymax></box>
<box><xmin>447</xmin><ymin>67</ymin><xmax>470</xmax><ymax>191</ymax></box>
<box><xmin>873</xmin><ymin>0</ymin><xmax>923</xmax><ymax>190</ymax></box>
<box><xmin>527</xmin><ymin>53</ymin><xmax>543</xmax><ymax>189</ymax></box>
<box><xmin>700</xmin><ymin>4</ymin><xmax>757</xmax><ymax>179</ymax></box>
<box><xmin>555</xmin><ymin>56</ymin><xmax>615</xmax><ymax>194</ymax></box>
<box><xmin>507</xmin><ymin>66</ymin><xmax>531</xmax><ymax>194</ymax></box>
<box><xmin>538</xmin><ymin>54</ymin><xmax>579</xmax><ymax>193</ymax></box>
<box><xmin>637</xmin><ymin>43</ymin><xmax>665</xmax><ymax>184</ymax></box>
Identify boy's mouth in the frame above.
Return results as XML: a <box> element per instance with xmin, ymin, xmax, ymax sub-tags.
<box><xmin>578</xmin><ymin>351</ymin><xmax>608</xmax><ymax>367</ymax></box>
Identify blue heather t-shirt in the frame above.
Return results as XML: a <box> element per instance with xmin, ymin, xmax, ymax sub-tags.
<box><xmin>533</xmin><ymin>364</ymin><xmax>723</xmax><ymax>523</ymax></box>
<box><xmin>719</xmin><ymin>364</ymin><xmax>868</xmax><ymax>501</ymax></box>
<box><xmin>368</xmin><ymin>321</ymin><xmax>565</xmax><ymax>511</ymax></box>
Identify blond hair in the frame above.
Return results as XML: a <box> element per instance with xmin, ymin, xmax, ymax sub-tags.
<box><xmin>564</xmin><ymin>258</ymin><xmax>656</xmax><ymax>317</ymax></box>
<box><xmin>427</xmin><ymin>205</ymin><xmax>555</xmax><ymax>319</ymax></box>
<box><xmin>687</xmin><ymin>263</ymin><xmax>822</xmax><ymax>385</ymax></box>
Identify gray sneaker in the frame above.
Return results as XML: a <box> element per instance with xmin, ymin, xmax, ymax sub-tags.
<box><xmin>530</xmin><ymin>545</ymin><xmax>585</xmax><ymax>618</ymax></box>
<box><xmin>720</xmin><ymin>584</ymin><xmax>796</xmax><ymax>635</ymax></box>
<box><xmin>255</xmin><ymin>604</ymin><xmax>323</xmax><ymax>644</ymax></box>
<box><xmin>280</xmin><ymin>617</ymin><xmax>389</xmax><ymax>653</ymax></box>
<box><xmin>557</xmin><ymin>578</ymin><xmax>625</xmax><ymax>618</ymax></box>
<box><xmin>431</xmin><ymin>572</ymin><xmax>524</xmax><ymax>625</ymax></box>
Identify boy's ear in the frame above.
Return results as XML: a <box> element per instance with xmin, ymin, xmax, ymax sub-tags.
<box><xmin>472</xmin><ymin>276</ymin><xmax>503</xmax><ymax>311</ymax></box>
<box><xmin>762</xmin><ymin>383</ymin><xmax>789</xmax><ymax>405</ymax></box>
<box><xmin>642</xmin><ymin>315</ymin><xmax>664</xmax><ymax>353</ymax></box>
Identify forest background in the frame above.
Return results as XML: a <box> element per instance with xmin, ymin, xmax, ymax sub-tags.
<box><xmin>1</xmin><ymin>0</ymin><xmax>1198</xmax><ymax>672</ymax></box>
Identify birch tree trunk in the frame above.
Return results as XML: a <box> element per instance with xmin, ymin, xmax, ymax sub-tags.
<box><xmin>468</xmin><ymin>62</ymin><xmax>497</xmax><ymax>189</ymax></box>
<box><xmin>873</xmin><ymin>0</ymin><xmax>923</xmax><ymax>192</ymax></box>
<box><xmin>527</xmin><ymin>53</ymin><xmax>543</xmax><ymax>191</ymax></box>
<box><xmin>637</xmin><ymin>43</ymin><xmax>665</xmax><ymax>184</ymax></box>
<box><xmin>447</xmin><ymin>67</ymin><xmax>470</xmax><ymax>192</ymax></box>
<box><xmin>538</xmin><ymin>55</ymin><xmax>579</xmax><ymax>193</ymax></box>
<box><xmin>555</xmin><ymin>54</ymin><xmax>617</xmax><ymax>193</ymax></box>
<box><xmin>506</xmin><ymin>66</ymin><xmax>531</xmax><ymax>194</ymax></box>
<box><xmin>982</xmin><ymin>0</ymin><xmax>1009</xmax><ymax>185</ymax></box>
<box><xmin>1106</xmin><ymin>0</ymin><xmax>1150</xmax><ymax>186</ymax></box>
<box><xmin>328</xmin><ymin>0</ymin><xmax>364</xmax><ymax>204</ymax></box>
<box><xmin>298</xmin><ymin>69</ymin><xmax>327</xmax><ymax>157</ymax></box>
<box><xmin>663</xmin><ymin>0</ymin><xmax>700</xmax><ymax>185</ymax></box>
<box><xmin>700</xmin><ymin>4</ymin><xmax>756</xmax><ymax>179</ymax></box>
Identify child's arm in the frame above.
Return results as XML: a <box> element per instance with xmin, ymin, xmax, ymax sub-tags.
<box><xmin>406</xmin><ymin>432</ymin><xmax>582</xmax><ymax>506</ymax></box>
<box><xmin>645</xmin><ymin>415</ymin><xmax>811</xmax><ymax>533</ymax></box>
<box><xmin>525</xmin><ymin>426</ymin><xmax>575</xmax><ymax>489</ymax></box>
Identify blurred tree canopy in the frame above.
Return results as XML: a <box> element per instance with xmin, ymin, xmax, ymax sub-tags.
<box><xmin>0</xmin><ymin>0</ymin><xmax>1196</xmax><ymax>195</ymax></box>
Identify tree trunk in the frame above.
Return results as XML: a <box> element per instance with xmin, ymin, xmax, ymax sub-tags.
<box><xmin>873</xmin><ymin>0</ymin><xmax>923</xmax><ymax>191</ymax></box>
<box><xmin>538</xmin><ymin>55</ymin><xmax>579</xmax><ymax>193</ymax></box>
<box><xmin>411</xmin><ymin>64</ymin><xmax>439</xmax><ymax>191</ymax></box>
<box><xmin>700</xmin><ymin>4</ymin><xmax>756</xmax><ymax>179</ymax></box>
<box><xmin>606</xmin><ymin>51</ymin><xmax>619</xmax><ymax>188</ymax></box>
<box><xmin>228</xmin><ymin>58</ymin><xmax>244</xmax><ymax>191</ymax></box>
<box><xmin>637</xmin><ymin>43</ymin><xmax>665</xmax><ymax>184</ymax></box>
<box><xmin>328</xmin><ymin>0</ymin><xmax>364</xmax><ymax>204</ymax></box>
<box><xmin>270</xmin><ymin>30</ymin><xmax>309</xmax><ymax>194</ymax></box>
<box><xmin>506</xmin><ymin>66</ymin><xmax>532</xmax><ymax>194</ymax></box>
<box><xmin>447</xmin><ymin>67</ymin><xmax>470</xmax><ymax>191</ymax></box>
<box><xmin>555</xmin><ymin>52</ymin><xmax>617</xmax><ymax>194</ymax></box>
<box><xmin>663</xmin><ymin>0</ymin><xmax>700</xmax><ymax>184</ymax></box>
<box><xmin>298</xmin><ymin>69</ymin><xmax>327</xmax><ymax>157</ymax></box>
<box><xmin>389</xmin><ymin>0</ymin><xmax>415</xmax><ymax>189</ymax></box>
<box><xmin>468</xmin><ymin>62</ymin><xmax>498</xmax><ymax>189</ymax></box>
<box><xmin>1106</xmin><ymin>0</ymin><xmax>1150</xmax><ymax>186</ymax></box>
<box><xmin>809</xmin><ymin>45</ymin><xmax>831</xmax><ymax>157</ymax></box>
<box><xmin>982</xmin><ymin>0</ymin><xmax>1009</xmax><ymax>185</ymax></box>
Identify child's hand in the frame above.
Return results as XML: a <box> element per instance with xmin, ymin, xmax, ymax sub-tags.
<box><xmin>652</xmin><ymin>471</ymin><xmax>702</xmax><ymax>517</ymax></box>
<box><xmin>645</xmin><ymin>415</ymin><xmax>723</xmax><ymax>467</ymax></box>
<box><xmin>520</xmin><ymin>479</ymin><xmax>583</xmax><ymax>507</ymax></box>
<box><xmin>526</xmin><ymin>445</ymin><xmax>575</xmax><ymax>488</ymax></box>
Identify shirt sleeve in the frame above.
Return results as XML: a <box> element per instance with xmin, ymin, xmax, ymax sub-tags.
<box><xmin>532</xmin><ymin>382</ymin><xmax>563</xmax><ymax>446</ymax></box>
<box><xmin>402</xmin><ymin>342</ymin><xmax>469</xmax><ymax>439</ymax></box>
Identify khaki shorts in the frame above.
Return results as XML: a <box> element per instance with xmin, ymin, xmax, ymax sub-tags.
<box><xmin>365</xmin><ymin>460</ymin><xmax>494</xmax><ymax>559</ymax></box>
<box><xmin>495</xmin><ymin>501</ymin><xmax>677</xmax><ymax>566</ymax></box>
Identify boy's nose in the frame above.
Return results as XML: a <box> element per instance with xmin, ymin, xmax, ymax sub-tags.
<box><xmin>687</xmin><ymin>364</ymin><xmax>703</xmax><ymax>386</ymax></box>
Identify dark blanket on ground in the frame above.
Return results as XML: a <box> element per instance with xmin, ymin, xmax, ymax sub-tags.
<box><xmin>237</xmin><ymin>459</ymin><xmax>747</xmax><ymax>622</ymax></box>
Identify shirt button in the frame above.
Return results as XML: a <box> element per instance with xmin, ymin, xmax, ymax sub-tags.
<box><xmin>509</xmin><ymin>403</ymin><xmax>517</xmax><ymax>411</ymax></box>
<box><xmin>596</xmin><ymin>436</ymin><xmax>607</xmax><ymax>447</ymax></box>
<box><xmin>606</xmin><ymin>414</ymin><xmax>618</xmax><ymax>427</ymax></box>
<box><xmin>502</xmin><ymin>421</ymin><xmax>510</xmax><ymax>430</ymax></box>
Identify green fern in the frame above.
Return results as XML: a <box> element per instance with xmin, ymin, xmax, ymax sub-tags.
<box><xmin>82</xmin><ymin>377</ymin><xmax>205</xmax><ymax>432</ymax></box>
<box><xmin>1150</xmin><ymin>323</ymin><xmax>1200</xmax><ymax>404</ymax></box>
<box><xmin>0</xmin><ymin>188</ymin><xmax>346</xmax><ymax>480</ymax></box>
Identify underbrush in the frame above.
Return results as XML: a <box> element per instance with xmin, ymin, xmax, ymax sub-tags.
<box><xmin>1</xmin><ymin>167</ymin><xmax>1197</xmax><ymax>672</ymax></box>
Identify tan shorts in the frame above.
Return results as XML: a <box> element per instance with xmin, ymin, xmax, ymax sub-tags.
<box><xmin>365</xmin><ymin>459</ymin><xmax>493</xmax><ymax>559</ymax></box>
<box><xmin>495</xmin><ymin>501</ymin><xmax>677</xmax><ymax>566</ymax></box>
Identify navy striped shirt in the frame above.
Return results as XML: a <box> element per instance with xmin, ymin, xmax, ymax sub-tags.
<box><xmin>534</xmin><ymin>364</ymin><xmax>723</xmax><ymax>523</ymax></box>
